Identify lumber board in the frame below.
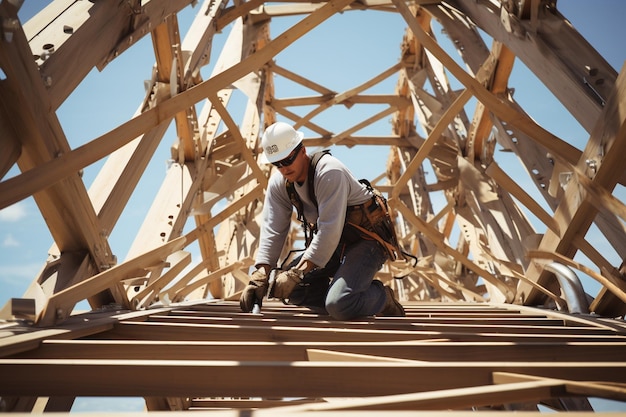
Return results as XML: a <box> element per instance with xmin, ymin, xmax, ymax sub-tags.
<box><xmin>273</xmin><ymin>379</ymin><xmax>567</xmax><ymax>411</ymax></box>
<box><xmin>140</xmin><ymin>313</ymin><xmax>618</xmax><ymax>336</ymax></box>
<box><xmin>493</xmin><ymin>372</ymin><xmax>626</xmax><ymax>402</ymax></box>
<box><xmin>12</xmin><ymin>340</ymin><xmax>625</xmax><ymax>362</ymax></box>
<box><xmin>96</xmin><ymin>319</ymin><xmax>626</xmax><ymax>343</ymax></box>
<box><xmin>0</xmin><ymin>359</ymin><xmax>625</xmax><ymax>397</ymax></box>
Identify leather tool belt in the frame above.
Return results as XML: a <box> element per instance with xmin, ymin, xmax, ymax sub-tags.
<box><xmin>343</xmin><ymin>194</ymin><xmax>402</xmax><ymax>261</ymax></box>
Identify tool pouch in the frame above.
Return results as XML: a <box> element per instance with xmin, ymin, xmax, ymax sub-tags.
<box><xmin>344</xmin><ymin>183</ymin><xmax>403</xmax><ymax>261</ymax></box>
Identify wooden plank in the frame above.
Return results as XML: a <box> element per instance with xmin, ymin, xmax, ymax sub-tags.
<box><xmin>306</xmin><ymin>348</ymin><xmax>420</xmax><ymax>363</ymax></box>
<box><xmin>24</xmin><ymin>0</ymin><xmax>106</xmax><ymax>108</ymax></box>
<box><xmin>170</xmin><ymin>261</ymin><xmax>250</xmax><ymax>302</ymax></box>
<box><xmin>90</xmin><ymin>122</ymin><xmax>171</xmax><ymax>232</ymax></box>
<box><xmin>275</xmin><ymin>380</ymin><xmax>566</xmax><ymax>411</ymax></box>
<box><xmin>0</xmin><ymin>100</ymin><xmax>22</xmax><ymax>179</ymax></box>
<box><xmin>152</xmin><ymin>15</ymin><xmax>199</xmax><ymax>162</ymax></box>
<box><xmin>269</xmin><ymin>62</ymin><xmax>336</xmax><ymax>95</ymax></box>
<box><xmin>14</xmin><ymin>340</ymin><xmax>626</xmax><ymax>362</ymax></box>
<box><xmin>391</xmin><ymin>88</ymin><xmax>473</xmax><ymax>200</ymax></box>
<box><xmin>0</xmin><ymin>359</ymin><xmax>624</xmax><ymax>397</ymax></box>
<box><xmin>97</xmin><ymin>319</ymin><xmax>626</xmax><ymax>343</ymax></box>
<box><xmin>25</xmin><ymin>0</ymin><xmax>194</xmax><ymax>108</ymax></box>
<box><xmin>208</xmin><ymin>93</ymin><xmax>268</xmax><ymax>188</ymax></box>
<box><xmin>495</xmin><ymin>302</ymin><xmax>626</xmax><ymax>333</ymax></box>
<box><xmin>493</xmin><ymin>372</ymin><xmax>626</xmax><ymax>402</ymax></box>
<box><xmin>0</xmin><ymin>318</ymin><xmax>116</xmax><ymax>358</ymax></box>
<box><xmin>467</xmin><ymin>43</ymin><xmax>514</xmax><ymax>160</ymax></box>
<box><xmin>167</xmin><ymin>310</ymin><xmax>561</xmax><ymax>325</ymax></box>
<box><xmin>184</xmin><ymin>184</ymin><xmax>265</xmax><ymax>244</ymax></box>
<box><xmin>331</xmin><ymin>105</ymin><xmax>403</xmax><ymax>145</ymax></box>
<box><xmin>143</xmin><ymin>314</ymin><xmax>617</xmax><ymax>336</ymax></box>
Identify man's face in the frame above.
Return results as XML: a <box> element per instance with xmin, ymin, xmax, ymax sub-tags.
<box><xmin>274</xmin><ymin>145</ymin><xmax>307</xmax><ymax>183</ymax></box>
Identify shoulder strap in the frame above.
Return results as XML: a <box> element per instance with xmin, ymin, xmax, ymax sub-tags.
<box><xmin>285</xmin><ymin>150</ymin><xmax>331</xmax><ymax>245</ymax></box>
<box><xmin>306</xmin><ymin>149</ymin><xmax>331</xmax><ymax>209</ymax></box>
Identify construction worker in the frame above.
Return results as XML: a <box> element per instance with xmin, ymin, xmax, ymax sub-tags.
<box><xmin>240</xmin><ymin>121</ymin><xmax>405</xmax><ymax>319</ymax></box>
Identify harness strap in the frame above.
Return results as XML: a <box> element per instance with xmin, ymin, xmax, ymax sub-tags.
<box><xmin>286</xmin><ymin>150</ymin><xmax>331</xmax><ymax>246</ymax></box>
<box><xmin>347</xmin><ymin>221</ymin><xmax>399</xmax><ymax>260</ymax></box>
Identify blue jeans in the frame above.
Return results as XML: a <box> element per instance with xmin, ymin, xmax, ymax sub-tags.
<box><xmin>287</xmin><ymin>239</ymin><xmax>387</xmax><ymax>320</ymax></box>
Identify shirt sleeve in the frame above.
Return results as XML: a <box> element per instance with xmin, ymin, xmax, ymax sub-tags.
<box><xmin>254</xmin><ymin>173</ymin><xmax>293</xmax><ymax>268</ymax></box>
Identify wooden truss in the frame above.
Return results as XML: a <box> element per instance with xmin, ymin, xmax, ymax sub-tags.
<box><xmin>0</xmin><ymin>0</ymin><xmax>625</xmax><ymax>413</ymax></box>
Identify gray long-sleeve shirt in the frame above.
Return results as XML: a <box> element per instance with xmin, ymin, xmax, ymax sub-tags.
<box><xmin>255</xmin><ymin>153</ymin><xmax>373</xmax><ymax>268</ymax></box>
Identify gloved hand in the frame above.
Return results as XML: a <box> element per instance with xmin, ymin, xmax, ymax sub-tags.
<box><xmin>239</xmin><ymin>269</ymin><xmax>269</xmax><ymax>312</ymax></box>
<box><xmin>270</xmin><ymin>268</ymin><xmax>303</xmax><ymax>299</ymax></box>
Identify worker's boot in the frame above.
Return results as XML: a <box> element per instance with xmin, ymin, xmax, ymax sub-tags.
<box><xmin>377</xmin><ymin>285</ymin><xmax>405</xmax><ymax>317</ymax></box>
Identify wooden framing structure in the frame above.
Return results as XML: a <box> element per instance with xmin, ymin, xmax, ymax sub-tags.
<box><xmin>0</xmin><ymin>0</ymin><xmax>625</xmax><ymax>413</ymax></box>
<box><xmin>2</xmin><ymin>301</ymin><xmax>626</xmax><ymax>413</ymax></box>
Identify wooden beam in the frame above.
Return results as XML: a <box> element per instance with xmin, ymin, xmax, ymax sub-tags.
<box><xmin>14</xmin><ymin>340</ymin><xmax>626</xmax><ymax>363</ymax></box>
<box><xmin>0</xmin><ymin>3</ymin><xmax>114</xmax><ymax>270</ymax></box>
<box><xmin>447</xmin><ymin>0</ymin><xmax>615</xmax><ymax>134</ymax></box>
<box><xmin>1</xmin><ymin>359</ymin><xmax>625</xmax><ymax>397</ymax></box>
<box><xmin>295</xmin><ymin>62</ymin><xmax>403</xmax><ymax>130</ymax></box>
<box><xmin>38</xmin><ymin>236</ymin><xmax>186</xmax><ymax>326</ymax></box>
<box><xmin>390</xmin><ymin>198</ymin><xmax>515</xmax><ymax>301</ymax></box>
<box><xmin>100</xmin><ymin>319</ymin><xmax>626</xmax><ymax>343</ymax></box>
<box><xmin>142</xmin><ymin>314</ymin><xmax>618</xmax><ymax>337</ymax></box>
<box><xmin>493</xmin><ymin>372</ymin><xmax>626</xmax><ymax>402</ymax></box>
<box><xmin>485</xmin><ymin>162</ymin><xmax>560</xmax><ymax>234</ymax></box>
<box><xmin>519</xmin><ymin>64</ymin><xmax>626</xmax><ymax>303</ymax></box>
<box><xmin>274</xmin><ymin>380</ymin><xmax>566</xmax><ymax>411</ymax></box>
<box><xmin>394</xmin><ymin>0</ymin><xmax>582</xmax><ymax>166</ymax></box>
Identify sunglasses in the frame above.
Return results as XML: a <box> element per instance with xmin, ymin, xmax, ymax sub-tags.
<box><xmin>272</xmin><ymin>144</ymin><xmax>303</xmax><ymax>168</ymax></box>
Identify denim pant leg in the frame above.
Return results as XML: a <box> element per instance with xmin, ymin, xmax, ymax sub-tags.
<box><xmin>325</xmin><ymin>239</ymin><xmax>387</xmax><ymax>320</ymax></box>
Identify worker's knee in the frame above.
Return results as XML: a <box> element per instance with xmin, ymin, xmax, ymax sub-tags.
<box><xmin>325</xmin><ymin>294</ymin><xmax>357</xmax><ymax>321</ymax></box>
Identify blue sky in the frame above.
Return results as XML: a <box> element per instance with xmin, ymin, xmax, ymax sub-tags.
<box><xmin>1</xmin><ymin>1</ymin><xmax>625</xmax><ymax>411</ymax></box>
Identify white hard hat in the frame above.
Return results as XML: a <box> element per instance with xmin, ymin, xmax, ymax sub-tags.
<box><xmin>260</xmin><ymin>122</ymin><xmax>304</xmax><ymax>163</ymax></box>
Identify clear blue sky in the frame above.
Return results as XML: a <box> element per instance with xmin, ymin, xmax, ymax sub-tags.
<box><xmin>1</xmin><ymin>1</ymin><xmax>625</xmax><ymax>411</ymax></box>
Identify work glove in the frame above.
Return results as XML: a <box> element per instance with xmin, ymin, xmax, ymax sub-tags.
<box><xmin>239</xmin><ymin>269</ymin><xmax>269</xmax><ymax>312</ymax></box>
<box><xmin>269</xmin><ymin>268</ymin><xmax>304</xmax><ymax>300</ymax></box>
